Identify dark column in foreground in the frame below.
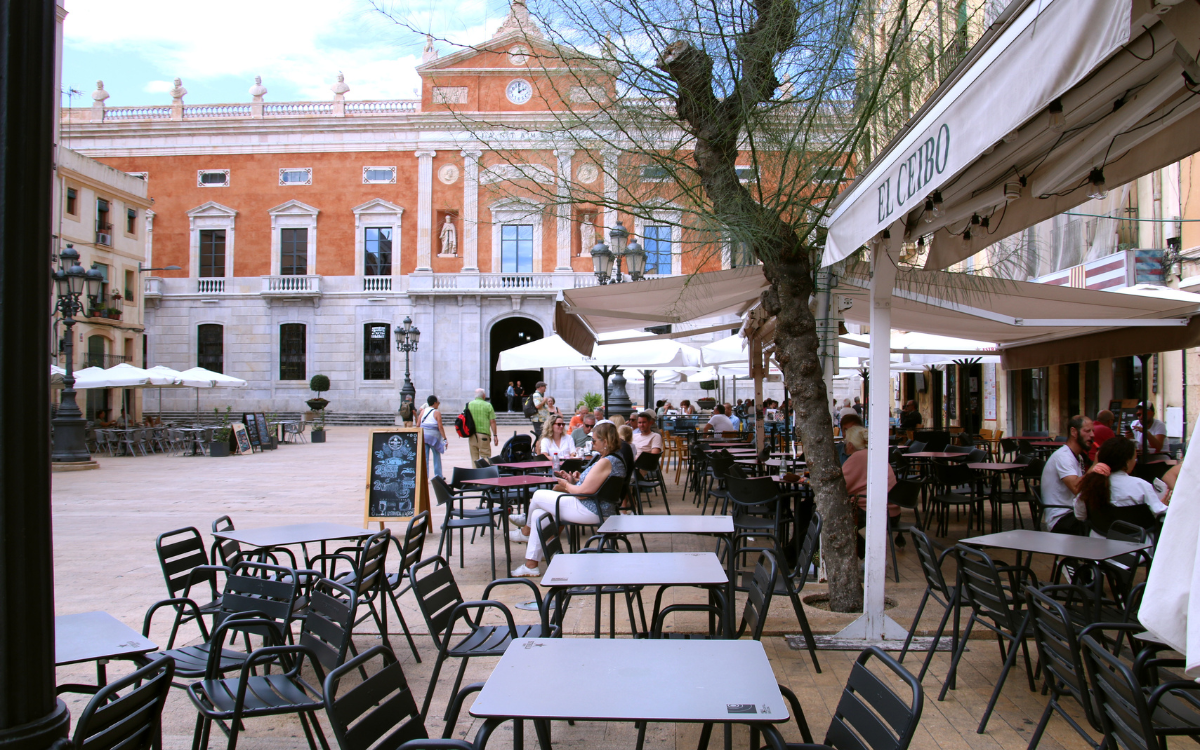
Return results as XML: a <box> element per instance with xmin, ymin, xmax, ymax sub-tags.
<box><xmin>0</xmin><ymin>1</ymin><xmax>69</xmax><ymax>748</ymax></box>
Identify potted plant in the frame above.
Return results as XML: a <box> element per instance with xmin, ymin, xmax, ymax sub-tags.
<box><xmin>697</xmin><ymin>380</ymin><xmax>718</xmax><ymax>410</ymax></box>
<box><xmin>307</xmin><ymin>374</ymin><xmax>330</xmax><ymax>412</ymax></box>
<box><xmin>209</xmin><ymin>406</ymin><xmax>232</xmax><ymax>457</ymax></box>
<box><xmin>107</xmin><ymin>307</ymin><xmax>122</xmax><ymax>321</ymax></box>
<box><xmin>264</xmin><ymin>412</ymin><xmax>279</xmax><ymax>449</ymax></box>
<box><xmin>311</xmin><ymin>410</ymin><xmax>327</xmax><ymax>443</ymax></box>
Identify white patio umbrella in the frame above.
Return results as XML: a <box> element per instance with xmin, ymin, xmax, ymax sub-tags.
<box><xmin>141</xmin><ymin>365</ymin><xmax>215</xmax><ymax>417</ymax></box>
<box><xmin>700</xmin><ymin>335</ymin><xmax>749</xmax><ymax>367</ymax></box>
<box><xmin>176</xmin><ymin>367</ymin><xmax>248</xmax><ymax>420</ymax></box>
<box><xmin>50</xmin><ymin>365</ymin><xmax>66</xmax><ymax>388</ymax></box>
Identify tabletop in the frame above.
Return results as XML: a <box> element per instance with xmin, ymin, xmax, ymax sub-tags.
<box><xmin>968</xmin><ymin>462</ymin><xmax>1026</xmax><ymax>471</ymax></box>
<box><xmin>470</xmin><ymin>638</ymin><xmax>788</xmax><ymax>723</ymax></box>
<box><xmin>1031</xmin><ymin>440</ymin><xmax>1066</xmax><ymax>447</ymax></box>
<box><xmin>736</xmin><ymin>458</ymin><xmax>788</xmax><ymax>467</ymax></box>
<box><xmin>598</xmin><ymin>515</ymin><xmax>735</xmax><ymax>535</ymax></box>
<box><xmin>461</xmin><ymin>475</ymin><xmax>559</xmax><ymax>488</ymax></box>
<box><xmin>960</xmin><ymin>530</ymin><xmax>1151</xmax><ymax>561</ymax></box>
<box><xmin>493</xmin><ymin>461</ymin><xmax>555</xmax><ymax>470</ymax></box>
<box><xmin>541</xmin><ymin>552</ymin><xmax>728</xmax><ymax>588</ymax></box>
<box><xmin>56</xmin><ymin>611</ymin><xmax>158</xmax><ymax>666</ymax></box>
<box><xmin>707</xmin><ymin>442</ymin><xmax>754</xmax><ymax>448</ymax></box>
<box><xmin>905</xmin><ymin>451</ymin><xmax>969</xmax><ymax>459</ymax></box>
<box><xmin>211</xmin><ymin>522</ymin><xmax>374</xmax><ymax>547</ymax></box>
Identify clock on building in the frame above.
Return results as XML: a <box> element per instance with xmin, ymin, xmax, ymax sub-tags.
<box><xmin>506</xmin><ymin>79</ymin><xmax>533</xmax><ymax>105</ymax></box>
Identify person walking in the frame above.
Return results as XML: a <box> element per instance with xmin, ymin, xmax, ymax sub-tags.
<box><xmin>418</xmin><ymin>395</ymin><xmax>447</xmax><ymax>479</ymax></box>
<box><xmin>467</xmin><ymin>388</ymin><xmax>498</xmax><ymax>464</ymax></box>
<box><xmin>505</xmin><ymin>381</ymin><xmax>516</xmax><ymax>412</ymax></box>
<box><xmin>529</xmin><ymin>381</ymin><xmax>549</xmax><ymax>441</ymax></box>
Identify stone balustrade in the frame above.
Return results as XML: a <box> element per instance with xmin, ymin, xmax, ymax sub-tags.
<box><xmin>68</xmin><ymin>99</ymin><xmax>420</xmax><ymax>123</ymax></box>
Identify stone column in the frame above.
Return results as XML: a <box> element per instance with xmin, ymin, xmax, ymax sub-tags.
<box><xmin>461</xmin><ymin>150</ymin><xmax>481</xmax><ymax>272</ymax></box>
<box><xmin>554</xmin><ymin>148</ymin><xmax>575</xmax><ymax>271</ymax></box>
<box><xmin>415</xmin><ymin>150</ymin><xmax>437</xmax><ymax>272</ymax></box>
<box><xmin>603</xmin><ymin>149</ymin><xmax>619</xmax><ymax>240</ymax></box>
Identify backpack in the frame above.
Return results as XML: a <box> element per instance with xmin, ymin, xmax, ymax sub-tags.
<box><xmin>455</xmin><ymin>403</ymin><xmax>476</xmax><ymax>438</ymax></box>
<box><xmin>522</xmin><ymin>394</ymin><xmax>539</xmax><ymax>419</ymax></box>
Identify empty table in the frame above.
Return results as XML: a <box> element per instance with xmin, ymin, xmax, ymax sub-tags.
<box><xmin>212</xmin><ymin>522</ymin><xmax>375</xmax><ymax>573</ymax></box>
<box><xmin>469</xmin><ymin>638</ymin><xmax>789</xmax><ymax>749</ymax></box>
<box><xmin>492</xmin><ymin>460</ymin><xmax>555</xmax><ymax>473</ymax></box>
<box><xmin>968</xmin><ymin>462</ymin><xmax>1028</xmax><ymax>532</ymax></box>
<box><xmin>56</xmin><ymin>611</ymin><xmax>158</xmax><ymax>695</ymax></box>
<box><xmin>960</xmin><ymin>529</ymin><xmax>1151</xmax><ymax>562</ymax></box>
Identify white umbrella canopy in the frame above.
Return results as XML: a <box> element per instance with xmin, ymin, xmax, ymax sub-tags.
<box><xmin>701</xmin><ymin>335</ymin><xmax>749</xmax><ymax>367</ymax></box>
<box><xmin>177</xmin><ymin>367</ymin><xmax>247</xmax><ymax>387</ymax></box>
<box><xmin>499</xmin><ymin>334</ymin><xmax>703</xmax><ymax>370</ymax></box>
<box><xmin>498</xmin><ymin>335</ymin><xmax>592</xmax><ymax>371</ymax></box>
<box><xmin>622</xmin><ymin>368</ymin><xmax>693</xmax><ymax>385</ymax></box>
<box><xmin>68</xmin><ymin>366</ymin><xmax>108</xmax><ymax>389</ymax></box>
<box><xmin>50</xmin><ymin>365</ymin><xmax>66</xmax><ymax>388</ymax></box>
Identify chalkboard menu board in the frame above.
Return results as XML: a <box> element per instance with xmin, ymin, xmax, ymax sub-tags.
<box><xmin>1109</xmin><ymin>399</ymin><xmax>1140</xmax><ymax>436</ymax></box>
<box><xmin>232</xmin><ymin>422</ymin><xmax>252</xmax><ymax>454</ymax></box>
<box><xmin>364</xmin><ymin>428</ymin><xmax>428</xmax><ymax>524</ymax></box>
<box><xmin>244</xmin><ymin>413</ymin><xmax>272</xmax><ymax>447</ymax></box>
<box><xmin>241</xmin><ymin>414</ymin><xmax>262</xmax><ymax>448</ymax></box>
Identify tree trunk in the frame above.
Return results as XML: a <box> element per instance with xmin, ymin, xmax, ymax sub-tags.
<box><xmin>761</xmin><ymin>258</ymin><xmax>863</xmax><ymax>612</ymax></box>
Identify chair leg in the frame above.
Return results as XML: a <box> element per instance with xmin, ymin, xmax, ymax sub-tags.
<box><xmin>1025</xmin><ymin>695</ymin><xmax>1057</xmax><ymax>750</ymax></box>
<box><xmin>917</xmin><ymin>597</ymin><xmax>956</xmax><ymax>682</ymax></box>
<box><xmin>976</xmin><ymin>630</ymin><xmax>1024</xmax><ymax>733</ymax></box>
<box><xmin>386</xmin><ymin>587</ymin><xmax>421</xmax><ymax>663</ymax></box>
<box><xmin>445</xmin><ymin>657</ymin><xmax>470</xmax><ymax>721</ymax></box>
<box><xmin>898</xmin><ymin>587</ymin><xmax>931</xmax><ymax>664</ymax></box>
<box><xmin>888</xmin><ymin>529</ymin><xmax>900</xmax><ymax>583</ymax></box>
<box><xmin>421</xmin><ymin>649</ymin><xmax>449</xmax><ymax>720</ymax></box>
<box><xmin>940</xmin><ymin>613</ymin><xmax>976</xmax><ymax>701</ymax></box>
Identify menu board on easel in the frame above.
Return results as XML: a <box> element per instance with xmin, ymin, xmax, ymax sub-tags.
<box><xmin>241</xmin><ymin>413</ymin><xmax>262</xmax><ymax>449</ymax></box>
<box><xmin>231</xmin><ymin>422</ymin><xmax>253</xmax><ymax>454</ymax></box>
<box><xmin>364</xmin><ymin>428</ymin><xmax>429</xmax><ymax>526</ymax></box>
<box><xmin>1109</xmin><ymin>399</ymin><xmax>1139</xmax><ymax>435</ymax></box>
<box><xmin>254</xmin><ymin>413</ymin><xmax>272</xmax><ymax>445</ymax></box>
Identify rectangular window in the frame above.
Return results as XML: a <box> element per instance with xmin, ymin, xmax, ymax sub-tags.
<box><xmin>279</xmin><ymin>168</ymin><xmax>312</xmax><ymax>186</ymax></box>
<box><xmin>280</xmin><ymin>228</ymin><xmax>308</xmax><ymax>275</ymax></box>
<box><xmin>126</xmin><ymin>207</ymin><xmax>136</xmax><ymax>234</ymax></box>
<box><xmin>643</xmin><ymin>225</ymin><xmax>672</xmax><ymax>275</ymax></box>
<box><xmin>363</xmin><ymin>166</ymin><xmax>397</xmax><ymax>184</ymax></box>
<box><xmin>199</xmin><ymin>229</ymin><xmax>226</xmax><ymax>278</ymax></box>
<box><xmin>364</xmin><ymin>227</ymin><xmax>392</xmax><ymax>276</ymax></box>
<box><xmin>729</xmin><ymin>242</ymin><xmax>758</xmax><ymax>268</ymax></box>
<box><xmin>198</xmin><ymin>324</ymin><xmax>224</xmax><ymax>374</ymax></box>
<box><xmin>279</xmin><ymin>323</ymin><xmax>306</xmax><ymax>381</ymax></box>
<box><xmin>198</xmin><ymin>170</ymin><xmax>229</xmax><ymax>187</ymax></box>
<box><xmin>641</xmin><ymin>165</ymin><xmax>671</xmax><ymax>181</ymax></box>
<box><xmin>364</xmin><ymin>323</ymin><xmax>391</xmax><ymax>380</ymax></box>
<box><xmin>735</xmin><ymin>166</ymin><xmax>757</xmax><ymax>182</ymax></box>
<box><xmin>501</xmin><ymin>224</ymin><xmax>533</xmax><ymax>273</ymax></box>
<box><xmin>96</xmin><ymin>198</ymin><xmax>111</xmax><ymax>245</ymax></box>
<box><xmin>123</xmin><ymin>269</ymin><xmax>135</xmax><ymax>303</ymax></box>
<box><xmin>66</xmin><ymin>187</ymin><xmax>77</xmax><ymax>215</ymax></box>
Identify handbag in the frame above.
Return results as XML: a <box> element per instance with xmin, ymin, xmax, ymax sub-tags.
<box><xmin>421</xmin><ymin>407</ymin><xmax>447</xmax><ymax>454</ymax></box>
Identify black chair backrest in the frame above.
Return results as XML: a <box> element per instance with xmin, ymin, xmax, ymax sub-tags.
<box><xmin>708</xmin><ymin>449</ymin><xmax>736</xmax><ymax>478</ymax></box>
<box><xmin>323</xmin><ymin>645</ymin><xmax>428</xmax><ymax>750</ymax></box>
<box><xmin>300</xmin><ymin>578</ymin><xmax>358</xmax><ymax>672</ymax></box>
<box><xmin>430</xmin><ymin>475</ymin><xmax>455</xmax><ymax>507</ymax></box>
<box><xmin>724</xmin><ymin>476</ymin><xmax>780</xmax><ymax>514</ymax></box>
<box><xmin>740</xmin><ymin>550</ymin><xmax>779</xmax><ymax>640</ymax></box>
<box><xmin>888</xmin><ymin>480</ymin><xmax>921</xmax><ymax>511</ymax></box>
<box><xmin>1103</xmin><ymin>522</ymin><xmax>1152</xmax><ymax>603</ymax></box>
<box><xmin>536</xmin><ymin>513</ymin><xmax>564</xmax><ymax>562</ymax></box>
<box><xmin>353</xmin><ymin>529</ymin><xmax>391</xmax><ymax>598</ymax></box>
<box><xmin>156</xmin><ymin>526</ymin><xmax>216</xmax><ymax>600</ymax></box>
<box><xmin>474</xmin><ymin>458</ymin><xmax>491</xmax><ymax>468</ymax></box>
<box><xmin>906</xmin><ymin>441</ymin><xmax>927</xmax><ymax>453</ymax></box>
<box><xmin>589</xmin><ymin>473</ymin><xmax>628</xmax><ymax>522</ymax></box>
<box><xmin>953</xmin><ymin>545</ymin><xmax>1021</xmax><ymax>629</ymax></box>
<box><xmin>966</xmin><ymin>448</ymin><xmax>988</xmax><ymax>463</ymax></box>
<box><xmin>915</xmin><ymin>431</ymin><xmax>950</xmax><ymax>451</ymax></box>
<box><xmin>932</xmin><ymin>461</ymin><xmax>972</xmax><ymax>488</ymax></box>
<box><xmin>911</xmin><ymin>529</ymin><xmax>952</xmax><ymax>601</ymax></box>
<box><xmin>791</xmin><ymin>511</ymin><xmax>822</xmax><ymax>587</ymax></box>
<box><xmin>211</xmin><ymin>515</ymin><xmax>242</xmax><ymax>568</ymax></box>
<box><xmin>393</xmin><ymin>511</ymin><xmax>430</xmax><ymax>578</ymax></box>
<box><xmin>945</xmin><ymin>445</ymin><xmax>972</xmax><ymax>454</ymax></box>
<box><xmin>1026</xmin><ymin>585</ymin><xmax>1096</xmax><ymax>726</ymax></box>
<box><xmin>450</xmin><ymin>466</ymin><xmax>499</xmax><ymax>488</ymax></box>
<box><xmin>410</xmin><ymin>556</ymin><xmax>464</xmax><ymax>639</ymax></box>
<box><xmin>71</xmin><ymin>656</ymin><xmax>175</xmax><ymax>750</ymax></box>
<box><xmin>823</xmin><ymin>647</ymin><xmax>924</xmax><ymax>750</ymax></box>
<box><xmin>634</xmin><ymin>450</ymin><xmax>661</xmax><ymax>472</ymax></box>
<box><xmin>215</xmin><ymin>560</ymin><xmax>300</xmax><ymax>633</ymax></box>
<box><xmin>1081</xmin><ymin>634</ymin><xmax>1158</xmax><ymax>750</ymax></box>
<box><xmin>1023</xmin><ymin>431</ymin><xmax>1049</xmax><ymax>438</ymax></box>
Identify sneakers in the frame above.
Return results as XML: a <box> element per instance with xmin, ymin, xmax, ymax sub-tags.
<box><xmin>511</xmin><ymin>564</ymin><xmax>540</xmax><ymax>577</ymax></box>
<box><xmin>508</xmin><ymin>513</ymin><xmax>526</xmax><ymax>527</ymax></box>
<box><xmin>510</xmin><ymin>529</ymin><xmax>531</xmax><ymax>543</ymax></box>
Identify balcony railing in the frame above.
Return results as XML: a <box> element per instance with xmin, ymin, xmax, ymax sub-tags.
<box><xmin>198</xmin><ymin>278</ymin><xmax>226</xmax><ymax>294</ymax></box>
<box><xmin>363</xmin><ymin>276</ymin><xmax>392</xmax><ymax>292</ymax></box>
<box><xmin>84</xmin><ymin>353</ymin><xmax>132</xmax><ymax>368</ymax></box>
<box><xmin>480</xmin><ymin>274</ymin><xmax>555</xmax><ymax>290</ymax></box>
<box><xmin>70</xmin><ymin>99</ymin><xmax>420</xmax><ymax>124</ymax></box>
<box><xmin>261</xmin><ymin>274</ymin><xmax>321</xmax><ymax>296</ymax></box>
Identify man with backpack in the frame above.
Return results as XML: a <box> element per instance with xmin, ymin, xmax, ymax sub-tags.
<box><xmin>463</xmin><ymin>388</ymin><xmax>498</xmax><ymax>464</ymax></box>
<box><xmin>525</xmin><ymin>381</ymin><xmax>549</xmax><ymax>441</ymax></box>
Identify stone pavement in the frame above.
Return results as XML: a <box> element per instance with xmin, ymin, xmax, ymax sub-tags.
<box><xmin>51</xmin><ymin>427</ymin><xmax>1095</xmax><ymax>750</ymax></box>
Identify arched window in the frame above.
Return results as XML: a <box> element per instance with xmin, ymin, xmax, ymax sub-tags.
<box><xmin>280</xmin><ymin>323</ymin><xmax>306</xmax><ymax>381</ymax></box>
<box><xmin>198</xmin><ymin>324</ymin><xmax>223</xmax><ymax>373</ymax></box>
<box><xmin>364</xmin><ymin>323</ymin><xmax>390</xmax><ymax>380</ymax></box>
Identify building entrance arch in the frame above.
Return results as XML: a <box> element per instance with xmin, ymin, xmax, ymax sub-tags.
<box><xmin>490</xmin><ymin>317</ymin><xmax>544</xmax><ymax>411</ymax></box>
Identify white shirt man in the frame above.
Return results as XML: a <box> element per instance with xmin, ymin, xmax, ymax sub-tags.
<box><xmin>705</xmin><ymin>405</ymin><xmax>737</xmax><ymax>434</ymax></box>
<box><xmin>1131</xmin><ymin>406</ymin><xmax>1168</xmax><ymax>455</ymax></box>
<box><xmin>632</xmin><ymin>411</ymin><xmax>664</xmax><ymax>459</ymax></box>
<box><xmin>1039</xmin><ymin>416</ymin><xmax>1093</xmax><ymax>534</ymax></box>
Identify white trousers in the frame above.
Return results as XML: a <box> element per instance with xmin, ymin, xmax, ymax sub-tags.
<box><xmin>525</xmin><ymin>489</ymin><xmax>600</xmax><ymax>563</ymax></box>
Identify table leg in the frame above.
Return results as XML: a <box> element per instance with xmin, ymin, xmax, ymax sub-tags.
<box><xmin>96</xmin><ymin>658</ymin><xmax>109</xmax><ymax>688</ymax></box>
<box><xmin>533</xmin><ymin>719</ymin><xmax>552</xmax><ymax>750</ymax></box>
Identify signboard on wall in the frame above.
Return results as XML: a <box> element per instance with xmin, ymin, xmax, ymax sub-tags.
<box><xmin>983</xmin><ymin>365</ymin><xmax>997</xmax><ymax>421</ymax></box>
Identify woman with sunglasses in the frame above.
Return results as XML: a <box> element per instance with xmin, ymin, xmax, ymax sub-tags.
<box><xmin>539</xmin><ymin>416</ymin><xmax>574</xmax><ymax>463</ymax></box>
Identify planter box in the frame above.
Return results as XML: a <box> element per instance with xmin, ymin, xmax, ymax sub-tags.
<box><xmin>262</xmin><ymin>437</ymin><xmax>278</xmax><ymax>450</ymax></box>
<box><xmin>209</xmin><ymin>441</ymin><xmax>230</xmax><ymax>457</ymax></box>
<box><xmin>311</xmin><ymin>431</ymin><xmax>327</xmax><ymax>443</ymax></box>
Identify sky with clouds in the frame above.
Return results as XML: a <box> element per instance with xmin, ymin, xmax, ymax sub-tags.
<box><xmin>61</xmin><ymin>0</ymin><xmax>501</xmax><ymax>108</ymax></box>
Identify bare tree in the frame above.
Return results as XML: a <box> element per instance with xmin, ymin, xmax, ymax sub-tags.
<box><xmin>377</xmin><ymin>0</ymin><xmax>973</xmax><ymax>611</ymax></box>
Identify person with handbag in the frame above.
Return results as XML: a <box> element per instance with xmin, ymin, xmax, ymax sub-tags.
<box><xmin>418</xmin><ymin>395</ymin><xmax>448</xmax><ymax>479</ymax></box>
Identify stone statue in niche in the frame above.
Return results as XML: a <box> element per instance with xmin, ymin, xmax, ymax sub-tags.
<box><xmin>579</xmin><ymin>213</ymin><xmax>594</xmax><ymax>256</ymax></box>
<box><xmin>439</xmin><ymin>215</ymin><xmax>458</xmax><ymax>257</ymax></box>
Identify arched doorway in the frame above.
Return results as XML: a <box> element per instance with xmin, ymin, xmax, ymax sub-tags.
<box><xmin>490</xmin><ymin>317</ymin><xmax>544</xmax><ymax>411</ymax></box>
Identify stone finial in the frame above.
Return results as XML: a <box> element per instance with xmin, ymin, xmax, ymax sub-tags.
<box><xmin>249</xmin><ymin>75</ymin><xmax>268</xmax><ymax>101</ymax></box>
<box><xmin>330</xmin><ymin>71</ymin><xmax>350</xmax><ymax>99</ymax></box>
<box><xmin>92</xmin><ymin>80</ymin><xmax>109</xmax><ymax>104</ymax></box>
<box><xmin>493</xmin><ymin>0</ymin><xmax>543</xmax><ymax>38</ymax></box>
<box><xmin>169</xmin><ymin>77</ymin><xmax>186</xmax><ymax>103</ymax></box>
<box><xmin>421</xmin><ymin>34</ymin><xmax>439</xmax><ymax>64</ymax></box>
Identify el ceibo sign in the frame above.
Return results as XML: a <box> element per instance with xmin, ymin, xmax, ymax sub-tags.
<box><xmin>876</xmin><ymin>124</ymin><xmax>950</xmax><ymax>224</ymax></box>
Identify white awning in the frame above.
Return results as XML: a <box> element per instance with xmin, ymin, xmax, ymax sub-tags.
<box><xmin>823</xmin><ymin>0</ymin><xmax>1200</xmax><ymax>271</ymax></box>
<box><xmin>498</xmin><ymin>334</ymin><xmax>703</xmax><ymax>370</ymax></box>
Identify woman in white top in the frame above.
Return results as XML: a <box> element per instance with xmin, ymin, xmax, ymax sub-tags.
<box><xmin>1073</xmin><ymin>436</ymin><xmax>1167</xmax><ymax>536</ymax></box>
<box><xmin>539</xmin><ymin>416</ymin><xmax>574</xmax><ymax>462</ymax></box>
<box><xmin>418</xmin><ymin>395</ymin><xmax>447</xmax><ymax>479</ymax></box>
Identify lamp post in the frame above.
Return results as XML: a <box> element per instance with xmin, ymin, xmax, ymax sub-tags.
<box><xmin>51</xmin><ymin>244</ymin><xmax>104</xmax><ymax>463</ymax></box>
<box><xmin>590</xmin><ymin>220</ymin><xmax>647</xmax><ymax>284</ymax></box>
<box><xmin>394</xmin><ymin>315</ymin><xmax>421</xmax><ymax>410</ymax></box>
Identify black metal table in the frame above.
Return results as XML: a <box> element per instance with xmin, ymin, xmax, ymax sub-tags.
<box><xmin>56</xmin><ymin>611</ymin><xmax>158</xmax><ymax>695</ymax></box>
<box><xmin>469</xmin><ymin>638</ymin><xmax>790</xmax><ymax>750</ymax></box>
<box><xmin>960</xmin><ymin>530</ymin><xmax>1151</xmax><ymax>562</ymax></box>
<box><xmin>211</xmin><ymin>522</ymin><xmax>374</xmax><ymax>573</ymax></box>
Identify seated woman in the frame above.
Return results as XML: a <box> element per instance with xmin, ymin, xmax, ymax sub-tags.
<box><xmin>509</xmin><ymin>423</ymin><xmax>626</xmax><ymax>577</ymax></box>
<box><xmin>841</xmin><ymin>425</ymin><xmax>901</xmax><ymax>552</ymax></box>
<box><xmin>679</xmin><ymin>400</ymin><xmax>695</xmax><ymax>415</ymax></box>
<box><xmin>93</xmin><ymin>409</ymin><xmax>117</xmax><ymax>428</ymax></box>
<box><xmin>1074</xmin><ymin>436</ymin><xmax>1167</xmax><ymax>536</ymax></box>
<box><xmin>539</xmin><ymin>416</ymin><xmax>574</xmax><ymax>463</ymax></box>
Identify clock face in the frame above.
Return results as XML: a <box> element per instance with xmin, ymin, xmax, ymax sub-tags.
<box><xmin>506</xmin><ymin>79</ymin><xmax>533</xmax><ymax>105</ymax></box>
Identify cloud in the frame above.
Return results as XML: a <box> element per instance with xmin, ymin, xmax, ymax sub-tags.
<box><xmin>143</xmin><ymin>80</ymin><xmax>174</xmax><ymax>94</ymax></box>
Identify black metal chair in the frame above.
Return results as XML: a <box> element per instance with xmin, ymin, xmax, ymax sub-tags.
<box><xmin>409</xmin><ymin>555</ymin><xmax>552</xmax><ymax>721</ymax></box>
<box><xmin>70</xmin><ymin>656</ymin><xmax>175</xmax><ymax>750</ymax></box>
<box><xmin>776</xmin><ymin>509</ymin><xmax>822</xmax><ymax>673</ymax></box>
<box><xmin>885</xmin><ymin>480</ymin><xmax>923</xmax><ymax>582</ymax></box>
<box><xmin>554</xmin><ymin>474</ymin><xmax>625</xmax><ymax>552</ymax></box>
<box><xmin>432</xmin><ymin>474</ymin><xmax>504</xmax><ymax>579</ymax></box>
<box><xmin>210</xmin><ymin>515</ymin><xmax>297</xmax><ymax>570</ymax></box>
<box><xmin>383</xmin><ymin>511</ymin><xmax>431</xmax><ymax>663</ymax></box>
<box><xmin>723</xmin><ymin>476</ymin><xmax>784</xmax><ymax>559</ymax></box>
<box><xmin>309</xmin><ymin>529</ymin><xmax>393</xmax><ymax>649</ymax></box>
<box><xmin>651</xmin><ymin>549</ymin><xmax>776</xmax><ymax>641</ymax></box>
<box><xmin>928</xmin><ymin>462</ymin><xmax>982</xmax><ymax>537</ymax></box>
<box><xmin>898</xmin><ymin>529</ymin><xmax>958</xmax><ymax>683</ymax></box>
<box><xmin>155</xmin><ymin>526</ymin><xmax>225</xmax><ymax>644</ymax></box>
<box><xmin>772</xmin><ymin>647</ymin><xmax>924</xmax><ymax>750</ymax></box>
<box><xmin>943</xmin><ymin>545</ymin><xmax>1037</xmax><ymax>733</ymax></box>
<box><xmin>1025</xmin><ymin>585</ymin><xmax>1102</xmax><ymax>750</ymax></box>
<box><xmin>322</xmin><ymin>645</ymin><xmax>480</xmax><ymax>750</ymax></box>
<box><xmin>632</xmin><ymin>450</ymin><xmax>672</xmax><ymax>514</ymax></box>
<box><xmin>577</xmin><ymin>535</ymin><xmax>650</xmax><ymax>638</ymax></box>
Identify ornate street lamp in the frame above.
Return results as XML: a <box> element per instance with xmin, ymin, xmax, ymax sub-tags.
<box><xmin>51</xmin><ymin>244</ymin><xmax>104</xmax><ymax>463</ymax></box>
<box><xmin>590</xmin><ymin>239</ymin><xmax>613</xmax><ymax>284</ymax></box>
<box><xmin>625</xmin><ymin>236</ymin><xmax>647</xmax><ymax>281</ymax></box>
<box><xmin>394</xmin><ymin>315</ymin><xmax>421</xmax><ymax>410</ymax></box>
<box><xmin>591</xmin><ymin>220</ymin><xmax>648</xmax><ymax>285</ymax></box>
<box><xmin>609</xmin><ymin>220</ymin><xmax>629</xmax><ymax>283</ymax></box>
